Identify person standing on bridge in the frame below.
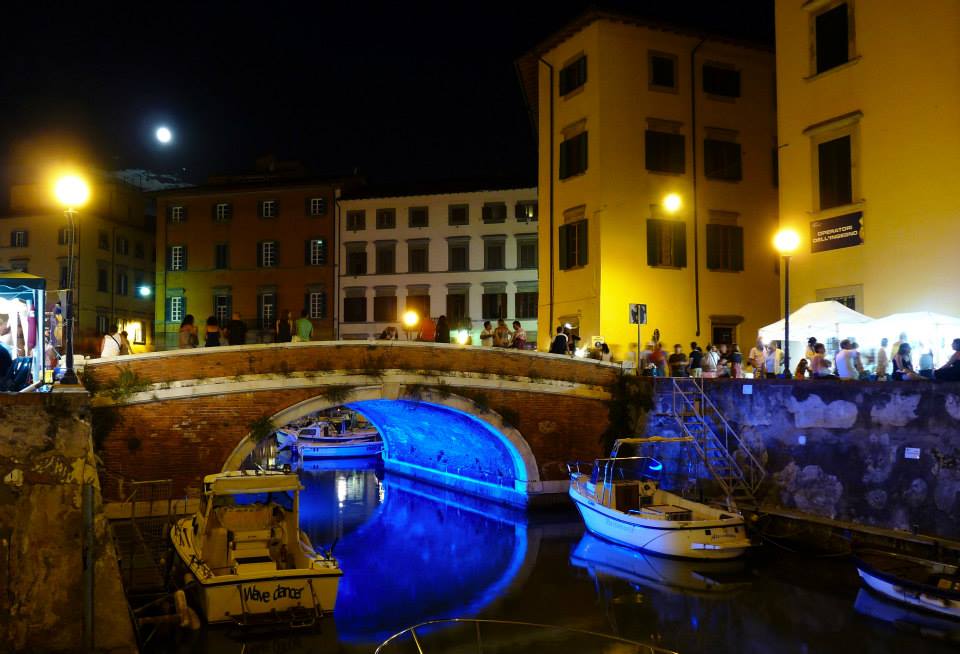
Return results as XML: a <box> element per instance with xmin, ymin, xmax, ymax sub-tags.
<box><xmin>226</xmin><ymin>312</ymin><xmax>247</xmax><ymax>346</ymax></box>
<box><xmin>435</xmin><ymin>315</ymin><xmax>450</xmax><ymax>343</ymax></box>
<box><xmin>178</xmin><ymin>315</ymin><xmax>198</xmax><ymax>349</ymax></box>
<box><xmin>294</xmin><ymin>309</ymin><xmax>313</xmax><ymax>342</ymax></box>
<box><xmin>275</xmin><ymin>310</ymin><xmax>293</xmax><ymax>343</ymax></box>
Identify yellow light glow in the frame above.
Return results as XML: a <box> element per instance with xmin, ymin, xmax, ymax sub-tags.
<box><xmin>54</xmin><ymin>175</ymin><xmax>90</xmax><ymax>208</ymax></box>
<box><xmin>455</xmin><ymin>329</ymin><xmax>469</xmax><ymax>345</ymax></box>
<box><xmin>402</xmin><ymin>310</ymin><xmax>419</xmax><ymax>328</ymax></box>
<box><xmin>773</xmin><ymin>228</ymin><xmax>801</xmax><ymax>254</ymax></box>
<box><xmin>663</xmin><ymin>193</ymin><xmax>682</xmax><ymax>213</ymax></box>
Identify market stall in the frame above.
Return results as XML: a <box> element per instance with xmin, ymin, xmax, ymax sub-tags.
<box><xmin>862</xmin><ymin>311</ymin><xmax>960</xmax><ymax>368</ymax></box>
<box><xmin>0</xmin><ymin>271</ymin><xmax>46</xmax><ymax>388</ymax></box>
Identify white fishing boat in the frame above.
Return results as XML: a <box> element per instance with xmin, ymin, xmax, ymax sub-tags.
<box><xmin>568</xmin><ymin>438</ymin><xmax>751</xmax><ymax>560</ymax></box>
<box><xmin>855</xmin><ymin>549</ymin><xmax>960</xmax><ymax>620</ymax></box>
<box><xmin>170</xmin><ymin>470</ymin><xmax>342</xmax><ymax>627</ymax></box>
<box><xmin>296</xmin><ymin>422</ymin><xmax>383</xmax><ymax>460</ymax></box>
<box><xmin>276</xmin><ymin>428</ymin><xmax>298</xmax><ymax>451</ymax></box>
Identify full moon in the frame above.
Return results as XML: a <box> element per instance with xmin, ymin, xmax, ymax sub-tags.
<box><xmin>155</xmin><ymin>126</ymin><xmax>172</xmax><ymax>144</ymax></box>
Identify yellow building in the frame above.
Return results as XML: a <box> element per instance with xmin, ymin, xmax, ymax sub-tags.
<box><xmin>518</xmin><ymin>11</ymin><xmax>781</xmax><ymax>358</ymax></box>
<box><xmin>0</xmin><ymin>177</ymin><xmax>155</xmax><ymax>354</ymax></box>
<box><xmin>775</xmin><ymin>1</ymin><xmax>960</xmax><ymax>318</ymax></box>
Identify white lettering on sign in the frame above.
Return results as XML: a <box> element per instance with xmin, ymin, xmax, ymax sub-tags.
<box><xmin>242</xmin><ymin>584</ymin><xmax>305</xmax><ymax>604</ymax></box>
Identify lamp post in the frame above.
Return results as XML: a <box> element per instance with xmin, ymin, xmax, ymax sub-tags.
<box><xmin>54</xmin><ymin>175</ymin><xmax>90</xmax><ymax>385</ymax></box>
<box><xmin>402</xmin><ymin>310</ymin><xmax>419</xmax><ymax>341</ymax></box>
<box><xmin>773</xmin><ymin>228</ymin><xmax>801</xmax><ymax>378</ymax></box>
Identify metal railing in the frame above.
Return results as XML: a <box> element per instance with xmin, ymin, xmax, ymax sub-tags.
<box><xmin>375</xmin><ymin>618</ymin><xmax>679</xmax><ymax>654</ymax></box>
<box><xmin>669</xmin><ymin>377</ymin><xmax>766</xmax><ymax>504</ymax></box>
<box><xmin>113</xmin><ymin>479</ymin><xmax>174</xmax><ymax>594</ymax></box>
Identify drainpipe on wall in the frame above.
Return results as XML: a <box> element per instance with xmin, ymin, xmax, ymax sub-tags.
<box><xmin>334</xmin><ymin>191</ymin><xmax>342</xmax><ymax>340</ymax></box>
<box><xmin>690</xmin><ymin>37</ymin><xmax>706</xmax><ymax>338</ymax></box>
<box><xmin>538</xmin><ymin>57</ymin><xmax>555</xmax><ymax>338</ymax></box>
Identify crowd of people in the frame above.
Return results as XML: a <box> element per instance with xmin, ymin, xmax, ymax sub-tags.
<box><xmin>600</xmin><ymin>330</ymin><xmax>960</xmax><ymax>382</ymax></box>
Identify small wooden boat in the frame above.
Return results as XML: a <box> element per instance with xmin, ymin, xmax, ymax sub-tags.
<box><xmin>854</xmin><ymin>548</ymin><xmax>960</xmax><ymax>620</ymax></box>
<box><xmin>170</xmin><ymin>470</ymin><xmax>342</xmax><ymax>627</ymax></box>
<box><xmin>296</xmin><ymin>422</ymin><xmax>383</xmax><ymax>460</ymax></box>
<box><xmin>568</xmin><ymin>438</ymin><xmax>751</xmax><ymax>560</ymax></box>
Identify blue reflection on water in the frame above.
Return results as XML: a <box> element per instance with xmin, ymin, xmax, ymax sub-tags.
<box><xmin>297</xmin><ymin>466</ymin><xmax>528</xmax><ymax>645</ymax></box>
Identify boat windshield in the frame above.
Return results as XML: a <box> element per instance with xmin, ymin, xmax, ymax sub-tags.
<box><xmin>213</xmin><ymin>490</ymin><xmax>295</xmax><ymax>512</ymax></box>
<box><xmin>590</xmin><ymin>457</ymin><xmax>662</xmax><ymax>484</ymax></box>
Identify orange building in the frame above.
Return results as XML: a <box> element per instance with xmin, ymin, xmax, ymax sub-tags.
<box><xmin>154</xmin><ymin>168</ymin><xmax>359</xmax><ymax>349</ymax></box>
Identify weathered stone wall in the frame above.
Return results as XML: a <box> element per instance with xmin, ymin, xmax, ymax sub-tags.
<box><xmin>648</xmin><ymin>379</ymin><xmax>960</xmax><ymax>539</ymax></box>
<box><xmin>0</xmin><ymin>391</ymin><xmax>136</xmax><ymax>653</ymax></box>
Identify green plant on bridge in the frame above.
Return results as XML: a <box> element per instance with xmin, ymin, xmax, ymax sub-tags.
<box><xmin>101</xmin><ymin>367</ymin><xmax>152</xmax><ymax>402</ymax></box>
<box><xmin>319</xmin><ymin>385</ymin><xmax>356</xmax><ymax>406</ymax></box>
<box><xmin>248</xmin><ymin>415</ymin><xmax>276</xmax><ymax>444</ymax></box>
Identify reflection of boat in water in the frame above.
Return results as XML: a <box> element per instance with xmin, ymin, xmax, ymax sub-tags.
<box><xmin>568</xmin><ymin>438</ymin><xmax>751</xmax><ymax>560</ymax></box>
<box><xmin>570</xmin><ymin>533</ymin><xmax>750</xmax><ymax>597</ymax></box>
<box><xmin>170</xmin><ymin>471</ymin><xmax>342</xmax><ymax>627</ymax></box>
<box><xmin>298</xmin><ymin>456</ymin><xmax>384</xmax><ymax>473</ymax></box>
<box><xmin>855</xmin><ymin>588</ymin><xmax>960</xmax><ymax>643</ymax></box>
<box><xmin>295</xmin><ymin>422</ymin><xmax>383</xmax><ymax>460</ymax></box>
<box><xmin>854</xmin><ymin>549</ymin><xmax>960</xmax><ymax>620</ymax></box>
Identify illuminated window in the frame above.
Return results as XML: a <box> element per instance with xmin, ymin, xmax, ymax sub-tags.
<box><xmin>559</xmin><ymin>55</ymin><xmax>587</xmax><ymax>95</ymax></box>
<box><xmin>309</xmin><ymin>197</ymin><xmax>327</xmax><ymax>216</ymax></box>
<box><xmin>214</xmin><ymin>202</ymin><xmax>232</xmax><ymax>222</ymax></box>
<box><xmin>258</xmin><ymin>241</ymin><xmax>277</xmax><ymax>268</ymax></box>
<box><xmin>308</xmin><ymin>239</ymin><xmax>327</xmax><ymax>266</ymax></box>
<box><xmin>646</xmin><ymin>219</ymin><xmax>687</xmax><ymax>268</ymax></box>
<box><xmin>515</xmin><ymin>201</ymin><xmax>537</xmax><ymax>221</ymax></box>
<box><xmin>260</xmin><ymin>199</ymin><xmax>277</xmax><ymax>218</ymax></box>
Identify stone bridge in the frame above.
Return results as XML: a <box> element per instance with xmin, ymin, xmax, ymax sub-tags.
<box><xmin>83</xmin><ymin>342</ymin><xmax>621</xmax><ymax>506</ymax></box>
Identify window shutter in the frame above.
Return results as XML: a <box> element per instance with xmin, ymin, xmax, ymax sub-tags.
<box><xmin>182</xmin><ymin>206</ymin><xmax>188</xmax><ymax>222</ymax></box>
<box><xmin>256</xmin><ymin>242</ymin><xmax>263</xmax><ymax>268</ymax></box>
<box><xmin>274</xmin><ymin>241</ymin><xmax>280</xmax><ymax>266</ymax></box>
<box><xmin>558</xmin><ymin>225</ymin><xmax>568</xmax><ymax>270</ymax></box>
<box><xmin>579</xmin><ymin>133</ymin><xmax>588</xmax><ymax>173</ymax></box>
<box><xmin>577</xmin><ymin>221</ymin><xmax>588</xmax><ymax>266</ymax></box>
<box><xmin>9</xmin><ymin>232</ymin><xmax>14</xmax><ymax>247</ymax></box>
<box><xmin>257</xmin><ymin>201</ymin><xmax>264</xmax><ymax>218</ymax></box>
<box><xmin>672</xmin><ymin>221</ymin><xmax>686</xmax><ymax>267</ymax></box>
<box><xmin>257</xmin><ymin>294</ymin><xmax>264</xmax><ymax>328</ymax></box>
<box><xmin>273</xmin><ymin>200</ymin><xmax>280</xmax><ymax>217</ymax></box>
<box><xmin>706</xmin><ymin>224</ymin><xmax>721</xmax><ymax>270</ymax></box>
<box><xmin>22</xmin><ymin>232</ymin><xmax>28</xmax><ymax>247</ymax></box>
<box><xmin>646</xmin><ymin>220</ymin><xmax>661</xmax><ymax>266</ymax></box>
<box><xmin>165</xmin><ymin>297</ymin><xmax>172</xmax><ymax>321</ymax></box>
<box><xmin>305</xmin><ymin>240</ymin><xmax>311</xmax><ymax>265</ymax></box>
<box><xmin>166</xmin><ymin>246</ymin><xmax>173</xmax><ymax>270</ymax></box>
<box><xmin>182</xmin><ymin>296</ymin><xmax>187</xmax><ymax>320</ymax></box>
<box><xmin>559</xmin><ymin>141</ymin><xmax>568</xmax><ymax>179</ymax></box>
<box><xmin>305</xmin><ymin>197</ymin><xmax>312</xmax><ymax>216</ymax></box>
<box><xmin>211</xmin><ymin>203</ymin><xmax>217</xmax><ymax>221</ymax></box>
<box><xmin>304</xmin><ymin>293</ymin><xmax>310</xmax><ymax>315</ymax></box>
<box><xmin>730</xmin><ymin>226</ymin><xmax>744</xmax><ymax>271</ymax></box>
<box><xmin>167</xmin><ymin>205</ymin><xmax>174</xmax><ymax>221</ymax></box>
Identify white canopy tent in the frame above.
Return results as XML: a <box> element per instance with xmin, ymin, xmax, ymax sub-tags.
<box><xmin>860</xmin><ymin>311</ymin><xmax>960</xmax><ymax>367</ymax></box>
<box><xmin>758</xmin><ymin>301</ymin><xmax>873</xmax><ymax>345</ymax></box>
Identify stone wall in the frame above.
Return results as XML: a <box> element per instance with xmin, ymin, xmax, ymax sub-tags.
<box><xmin>0</xmin><ymin>391</ymin><xmax>136</xmax><ymax>653</ymax></box>
<box><xmin>648</xmin><ymin>379</ymin><xmax>960</xmax><ymax>540</ymax></box>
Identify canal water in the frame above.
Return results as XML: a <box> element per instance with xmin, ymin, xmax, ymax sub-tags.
<box><xmin>155</xmin><ymin>463</ymin><xmax>960</xmax><ymax>653</ymax></box>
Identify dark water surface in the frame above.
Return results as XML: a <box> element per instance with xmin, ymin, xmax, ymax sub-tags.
<box><xmin>152</xmin><ymin>464</ymin><xmax>960</xmax><ymax>653</ymax></box>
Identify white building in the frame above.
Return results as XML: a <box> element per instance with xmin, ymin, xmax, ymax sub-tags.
<box><xmin>337</xmin><ymin>184</ymin><xmax>539</xmax><ymax>344</ymax></box>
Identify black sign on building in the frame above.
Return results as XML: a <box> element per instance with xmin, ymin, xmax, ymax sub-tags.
<box><xmin>810</xmin><ymin>211</ymin><xmax>863</xmax><ymax>253</ymax></box>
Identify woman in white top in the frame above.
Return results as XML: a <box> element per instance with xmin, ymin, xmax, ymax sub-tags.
<box><xmin>100</xmin><ymin>328</ymin><xmax>121</xmax><ymax>358</ymax></box>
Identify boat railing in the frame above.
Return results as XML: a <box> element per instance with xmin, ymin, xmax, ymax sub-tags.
<box><xmin>375</xmin><ymin>618</ymin><xmax>679</xmax><ymax>654</ymax></box>
<box><xmin>568</xmin><ymin>457</ymin><xmax>662</xmax><ymax>506</ymax></box>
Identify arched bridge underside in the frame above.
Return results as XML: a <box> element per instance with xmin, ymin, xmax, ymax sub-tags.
<box><xmin>84</xmin><ymin>342</ymin><xmax>620</xmax><ymax>506</ymax></box>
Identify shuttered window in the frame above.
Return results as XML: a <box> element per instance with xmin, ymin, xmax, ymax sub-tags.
<box><xmin>558</xmin><ymin>220</ymin><xmax>588</xmax><ymax>270</ymax></box>
<box><xmin>818</xmin><ymin>135</ymin><xmax>852</xmax><ymax>209</ymax></box>
<box><xmin>559</xmin><ymin>132</ymin><xmax>588</xmax><ymax>179</ymax></box>
<box><xmin>704</xmin><ymin>140</ymin><xmax>742</xmax><ymax>181</ymax></box>
<box><xmin>559</xmin><ymin>56</ymin><xmax>587</xmax><ymax>95</ymax></box>
<box><xmin>706</xmin><ymin>224</ymin><xmax>744</xmax><ymax>272</ymax></box>
<box><xmin>645</xmin><ymin>131</ymin><xmax>685</xmax><ymax>174</ymax></box>
<box><xmin>646</xmin><ymin>219</ymin><xmax>686</xmax><ymax>268</ymax></box>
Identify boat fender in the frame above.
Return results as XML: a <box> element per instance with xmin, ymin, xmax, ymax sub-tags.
<box><xmin>641</xmin><ymin>482</ymin><xmax>656</xmax><ymax>496</ymax></box>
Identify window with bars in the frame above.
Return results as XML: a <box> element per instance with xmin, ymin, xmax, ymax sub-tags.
<box><xmin>309</xmin><ymin>291</ymin><xmax>327</xmax><ymax>319</ymax></box>
<box><xmin>515</xmin><ymin>291</ymin><xmax>538</xmax><ymax>319</ymax></box>
<box><xmin>214</xmin><ymin>203</ymin><xmax>232</xmax><ymax>222</ymax></box>
<box><xmin>259</xmin><ymin>241</ymin><xmax>278</xmax><ymax>268</ymax></box>
<box><xmin>646</xmin><ymin>219</ymin><xmax>687</xmax><ymax>268</ymax></box>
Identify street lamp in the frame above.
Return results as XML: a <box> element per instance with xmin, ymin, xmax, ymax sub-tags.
<box><xmin>774</xmin><ymin>228</ymin><xmax>801</xmax><ymax>378</ymax></box>
<box><xmin>662</xmin><ymin>193</ymin><xmax>682</xmax><ymax>214</ymax></box>
<box><xmin>402</xmin><ymin>310</ymin><xmax>419</xmax><ymax>340</ymax></box>
<box><xmin>54</xmin><ymin>175</ymin><xmax>90</xmax><ymax>385</ymax></box>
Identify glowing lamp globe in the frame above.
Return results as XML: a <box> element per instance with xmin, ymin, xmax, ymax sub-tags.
<box><xmin>455</xmin><ymin>330</ymin><xmax>470</xmax><ymax>345</ymax></box>
<box><xmin>54</xmin><ymin>175</ymin><xmax>90</xmax><ymax>209</ymax></box>
<box><xmin>156</xmin><ymin>126</ymin><xmax>172</xmax><ymax>144</ymax></box>
<box><xmin>663</xmin><ymin>193</ymin><xmax>682</xmax><ymax>214</ymax></box>
<box><xmin>402</xmin><ymin>310</ymin><xmax>419</xmax><ymax>328</ymax></box>
<box><xmin>773</xmin><ymin>228</ymin><xmax>801</xmax><ymax>255</ymax></box>
<box><xmin>138</xmin><ymin>286</ymin><xmax>152</xmax><ymax>298</ymax></box>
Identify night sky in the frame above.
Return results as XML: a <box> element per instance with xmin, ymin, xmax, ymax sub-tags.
<box><xmin>1</xmin><ymin>1</ymin><xmax>773</xmax><ymax>191</ymax></box>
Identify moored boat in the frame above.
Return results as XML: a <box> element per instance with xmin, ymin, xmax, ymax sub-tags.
<box><xmin>170</xmin><ymin>470</ymin><xmax>342</xmax><ymax>627</ymax></box>
<box><xmin>568</xmin><ymin>438</ymin><xmax>751</xmax><ymax>560</ymax></box>
<box><xmin>854</xmin><ymin>548</ymin><xmax>960</xmax><ymax>620</ymax></box>
<box><xmin>296</xmin><ymin>422</ymin><xmax>383</xmax><ymax>459</ymax></box>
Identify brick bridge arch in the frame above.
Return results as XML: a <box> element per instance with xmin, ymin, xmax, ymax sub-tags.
<box><xmin>84</xmin><ymin>342</ymin><xmax>619</xmax><ymax>506</ymax></box>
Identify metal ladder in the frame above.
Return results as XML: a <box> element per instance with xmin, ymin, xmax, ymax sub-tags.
<box><xmin>669</xmin><ymin>377</ymin><xmax>765</xmax><ymax>506</ymax></box>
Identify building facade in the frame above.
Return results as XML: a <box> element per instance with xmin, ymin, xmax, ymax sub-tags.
<box><xmin>519</xmin><ymin>13</ymin><xmax>781</xmax><ymax>358</ymax></box>
<box><xmin>775</xmin><ymin>0</ymin><xmax>960</xmax><ymax>317</ymax></box>
<box><xmin>338</xmin><ymin>185</ymin><xmax>539</xmax><ymax>343</ymax></box>
<box><xmin>155</xmin><ymin>173</ymin><xmax>353</xmax><ymax>349</ymax></box>
<box><xmin>0</xmin><ymin>177</ymin><xmax>155</xmax><ymax>354</ymax></box>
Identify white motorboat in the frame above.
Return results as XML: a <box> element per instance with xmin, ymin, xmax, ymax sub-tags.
<box><xmin>276</xmin><ymin>429</ymin><xmax>298</xmax><ymax>451</ymax></box>
<box><xmin>170</xmin><ymin>470</ymin><xmax>342</xmax><ymax>627</ymax></box>
<box><xmin>855</xmin><ymin>548</ymin><xmax>960</xmax><ymax>620</ymax></box>
<box><xmin>296</xmin><ymin>422</ymin><xmax>383</xmax><ymax>460</ymax></box>
<box><xmin>568</xmin><ymin>438</ymin><xmax>751</xmax><ymax>560</ymax></box>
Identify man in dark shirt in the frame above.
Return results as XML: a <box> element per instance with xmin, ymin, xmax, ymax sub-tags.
<box><xmin>668</xmin><ymin>344</ymin><xmax>688</xmax><ymax>377</ymax></box>
<box><xmin>0</xmin><ymin>345</ymin><xmax>12</xmax><ymax>380</ymax></box>
<box><xmin>688</xmin><ymin>341</ymin><xmax>703</xmax><ymax>377</ymax></box>
<box><xmin>225</xmin><ymin>312</ymin><xmax>247</xmax><ymax>346</ymax></box>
